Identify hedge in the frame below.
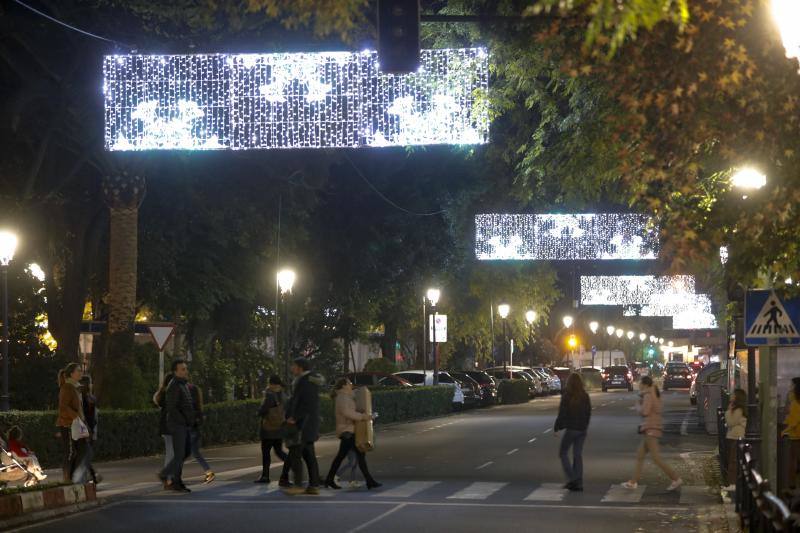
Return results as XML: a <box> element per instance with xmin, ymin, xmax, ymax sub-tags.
<box><xmin>497</xmin><ymin>380</ymin><xmax>530</xmax><ymax>404</ymax></box>
<box><xmin>0</xmin><ymin>386</ymin><xmax>453</xmax><ymax>468</ymax></box>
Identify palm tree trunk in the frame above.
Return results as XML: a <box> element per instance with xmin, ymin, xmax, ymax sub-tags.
<box><xmin>107</xmin><ymin>205</ymin><xmax>138</xmax><ymax>334</ymax></box>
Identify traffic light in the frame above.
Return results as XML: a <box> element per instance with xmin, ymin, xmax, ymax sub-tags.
<box><xmin>377</xmin><ymin>0</ymin><xmax>420</xmax><ymax>73</ymax></box>
<box><xmin>647</xmin><ymin>348</ymin><xmax>655</xmax><ymax>357</ymax></box>
<box><xmin>567</xmin><ymin>335</ymin><xmax>578</xmax><ymax>349</ymax></box>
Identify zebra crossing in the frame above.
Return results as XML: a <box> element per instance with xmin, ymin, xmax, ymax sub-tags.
<box><xmin>131</xmin><ymin>479</ymin><xmax>720</xmax><ymax>507</ymax></box>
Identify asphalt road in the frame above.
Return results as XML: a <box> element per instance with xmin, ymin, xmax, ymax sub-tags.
<box><xmin>18</xmin><ymin>388</ymin><xmax>726</xmax><ymax>533</ymax></box>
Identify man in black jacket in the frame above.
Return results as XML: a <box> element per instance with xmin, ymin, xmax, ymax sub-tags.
<box><xmin>284</xmin><ymin>357</ymin><xmax>325</xmax><ymax>495</ymax></box>
<box><xmin>159</xmin><ymin>359</ymin><xmax>195</xmax><ymax>493</ymax></box>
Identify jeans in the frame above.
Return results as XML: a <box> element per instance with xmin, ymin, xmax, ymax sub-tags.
<box><xmin>71</xmin><ymin>438</ymin><xmax>94</xmax><ymax>484</ymax></box>
<box><xmin>325</xmin><ymin>434</ymin><xmax>376</xmax><ymax>486</ymax></box>
<box><xmin>288</xmin><ymin>441</ymin><xmax>320</xmax><ymax>488</ymax></box>
<box><xmin>559</xmin><ymin>429</ymin><xmax>587</xmax><ymax>486</ymax></box>
<box><xmin>161</xmin><ymin>427</ymin><xmax>190</xmax><ymax>485</ymax></box>
<box><xmin>189</xmin><ymin>428</ymin><xmax>211</xmax><ymax>472</ymax></box>
<box><xmin>336</xmin><ymin>450</ymin><xmax>359</xmax><ymax>482</ymax></box>
<box><xmin>260</xmin><ymin>438</ymin><xmax>290</xmax><ymax>480</ymax></box>
<box><xmin>632</xmin><ymin>435</ymin><xmax>678</xmax><ymax>482</ymax></box>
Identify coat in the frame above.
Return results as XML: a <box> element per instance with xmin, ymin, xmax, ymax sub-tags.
<box><xmin>335</xmin><ymin>390</ymin><xmax>369</xmax><ymax>437</ymax></box>
<box><xmin>725</xmin><ymin>406</ymin><xmax>747</xmax><ymax>440</ymax></box>
<box><xmin>258</xmin><ymin>388</ymin><xmax>286</xmax><ymax>440</ymax></box>
<box><xmin>165</xmin><ymin>377</ymin><xmax>195</xmax><ymax>432</ymax></box>
<box><xmin>286</xmin><ymin>371</ymin><xmax>324</xmax><ymax>443</ymax></box>
<box><xmin>639</xmin><ymin>390</ymin><xmax>663</xmax><ymax>438</ymax></box>
<box><xmin>554</xmin><ymin>391</ymin><xmax>591</xmax><ymax>432</ymax></box>
<box><xmin>56</xmin><ymin>381</ymin><xmax>83</xmax><ymax>428</ymax></box>
<box><xmin>188</xmin><ymin>384</ymin><xmax>204</xmax><ymax>428</ymax></box>
<box><xmin>783</xmin><ymin>396</ymin><xmax>800</xmax><ymax>439</ymax></box>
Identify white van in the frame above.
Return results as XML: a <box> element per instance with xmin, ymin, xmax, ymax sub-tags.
<box><xmin>393</xmin><ymin>370</ymin><xmax>465</xmax><ymax>407</ymax></box>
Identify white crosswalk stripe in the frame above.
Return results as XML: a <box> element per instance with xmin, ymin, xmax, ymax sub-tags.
<box><xmin>524</xmin><ymin>483</ymin><xmax>568</xmax><ymax>502</ymax></box>
<box><xmin>377</xmin><ymin>481</ymin><xmax>440</xmax><ymax>498</ymax></box>
<box><xmin>601</xmin><ymin>484</ymin><xmax>646</xmax><ymax>503</ymax></box>
<box><xmin>446</xmin><ymin>482</ymin><xmax>506</xmax><ymax>500</ymax></box>
<box><xmin>224</xmin><ymin>483</ymin><xmax>282</xmax><ymax>498</ymax></box>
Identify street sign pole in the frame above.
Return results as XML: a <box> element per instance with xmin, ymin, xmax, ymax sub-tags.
<box><xmin>761</xmin><ymin>345</ymin><xmax>778</xmax><ymax>491</ymax></box>
<box><xmin>159</xmin><ymin>350</ymin><xmax>164</xmax><ymax>389</ymax></box>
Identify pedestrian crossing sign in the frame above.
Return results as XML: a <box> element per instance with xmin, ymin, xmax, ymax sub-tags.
<box><xmin>745</xmin><ymin>290</ymin><xmax>800</xmax><ymax>346</ymax></box>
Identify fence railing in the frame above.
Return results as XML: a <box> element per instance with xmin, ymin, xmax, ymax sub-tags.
<box><xmin>736</xmin><ymin>441</ymin><xmax>798</xmax><ymax>532</ymax></box>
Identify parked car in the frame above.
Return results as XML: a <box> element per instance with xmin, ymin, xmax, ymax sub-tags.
<box><xmin>551</xmin><ymin>367</ymin><xmax>572</xmax><ymax>387</ymax></box>
<box><xmin>485</xmin><ymin>367</ymin><xmax>543</xmax><ymax>397</ymax></box>
<box><xmin>460</xmin><ymin>370</ymin><xmax>498</xmax><ymax>406</ymax></box>
<box><xmin>344</xmin><ymin>372</ymin><xmax>413</xmax><ymax>388</ymax></box>
<box><xmin>689</xmin><ymin>362</ymin><xmax>721</xmax><ymax>405</ymax></box>
<box><xmin>524</xmin><ymin>368</ymin><xmax>552</xmax><ymax>395</ymax></box>
<box><xmin>601</xmin><ymin>365</ymin><xmax>634</xmax><ymax>392</ymax></box>
<box><xmin>532</xmin><ymin>367</ymin><xmax>562</xmax><ymax>394</ymax></box>
<box><xmin>393</xmin><ymin>370</ymin><xmax>465</xmax><ymax>407</ymax></box>
<box><xmin>630</xmin><ymin>362</ymin><xmax>650</xmax><ymax>378</ymax></box>
<box><xmin>663</xmin><ymin>363</ymin><xmax>693</xmax><ymax>390</ymax></box>
<box><xmin>450</xmin><ymin>371</ymin><xmax>483</xmax><ymax>407</ymax></box>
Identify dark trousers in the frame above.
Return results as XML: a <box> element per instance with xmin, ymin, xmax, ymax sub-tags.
<box><xmin>288</xmin><ymin>441</ymin><xmax>320</xmax><ymax>487</ymax></box>
<box><xmin>161</xmin><ymin>427</ymin><xmax>190</xmax><ymax>485</ymax></box>
<box><xmin>71</xmin><ymin>438</ymin><xmax>94</xmax><ymax>484</ymax></box>
<box><xmin>59</xmin><ymin>427</ymin><xmax>75</xmax><ymax>482</ymax></box>
<box><xmin>559</xmin><ymin>429</ymin><xmax>587</xmax><ymax>486</ymax></box>
<box><xmin>325</xmin><ymin>433</ymin><xmax>376</xmax><ymax>485</ymax></box>
<box><xmin>789</xmin><ymin>439</ymin><xmax>800</xmax><ymax>489</ymax></box>
<box><xmin>260</xmin><ymin>438</ymin><xmax>290</xmax><ymax>480</ymax></box>
<box><xmin>189</xmin><ymin>428</ymin><xmax>211</xmax><ymax>472</ymax></box>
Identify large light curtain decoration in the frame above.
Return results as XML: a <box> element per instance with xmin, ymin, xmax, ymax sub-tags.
<box><xmin>475</xmin><ymin>214</ymin><xmax>658</xmax><ymax>260</ymax></box>
<box><xmin>103</xmin><ymin>48</ymin><xmax>489</xmax><ymax>151</ymax></box>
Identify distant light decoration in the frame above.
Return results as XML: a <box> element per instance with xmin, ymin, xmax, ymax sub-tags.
<box><xmin>475</xmin><ymin>214</ymin><xmax>658</xmax><ymax>261</ymax></box>
<box><xmin>719</xmin><ymin>246</ymin><xmax>729</xmax><ymax>265</ymax></box>
<box><xmin>771</xmin><ymin>0</ymin><xmax>800</xmax><ymax>67</ymax></box>
<box><xmin>625</xmin><ymin>293</ymin><xmax>718</xmax><ymax>329</ymax></box>
<box><xmin>104</xmin><ymin>48</ymin><xmax>489</xmax><ymax>151</ymax></box>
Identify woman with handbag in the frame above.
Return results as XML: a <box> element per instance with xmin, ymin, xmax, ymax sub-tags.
<box><xmin>622</xmin><ymin>376</ymin><xmax>682</xmax><ymax>491</ymax></box>
<box><xmin>324</xmin><ymin>378</ymin><xmax>381</xmax><ymax>490</ymax></box>
<box><xmin>56</xmin><ymin>363</ymin><xmax>93</xmax><ymax>483</ymax></box>
<box><xmin>255</xmin><ymin>375</ymin><xmax>291</xmax><ymax>486</ymax></box>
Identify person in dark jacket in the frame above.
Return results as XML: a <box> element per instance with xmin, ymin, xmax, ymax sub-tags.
<box><xmin>283</xmin><ymin>357</ymin><xmax>325</xmax><ymax>495</ymax></box>
<box><xmin>255</xmin><ymin>375</ymin><xmax>291</xmax><ymax>485</ymax></box>
<box><xmin>158</xmin><ymin>360</ymin><xmax>195</xmax><ymax>493</ymax></box>
<box><xmin>153</xmin><ymin>372</ymin><xmax>174</xmax><ymax>489</ymax></box>
<box><xmin>188</xmin><ymin>380</ymin><xmax>214</xmax><ymax>484</ymax></box>
<box><xmin>79</xmin><ymin>376</ymin><xmax>101</xmax><ymax>484</ymax></box>
<box><xmin>554</xmin><ymin>373</ymin><xmax>592</xmax><ymax>491</ymax></box>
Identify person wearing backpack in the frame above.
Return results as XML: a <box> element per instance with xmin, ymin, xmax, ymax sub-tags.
<box><xmin>255</xmin><ymin>375</ymin><xmax>291</xmax><ymax>486</ymax></box>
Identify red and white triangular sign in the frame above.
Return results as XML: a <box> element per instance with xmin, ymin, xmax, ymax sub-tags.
<box><xmin>148</xmin><ymin>324</ymin><xmax>176</xmax><ymax>351</ymax></box>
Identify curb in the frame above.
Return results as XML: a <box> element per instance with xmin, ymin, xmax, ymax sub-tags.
<box><xmin>0</xmin><ymin>482</ymin><xmax>97</xmax><ymax>530</ymax></box>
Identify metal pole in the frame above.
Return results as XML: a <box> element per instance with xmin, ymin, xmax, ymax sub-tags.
<box><xmin>761</xmin><ymin>345</ymin><xmax>778</xmax><ymax>491</ymax></box>
<box><xmin>490</xmin><ymin>301</ymin><xmax>495</xmax><ymax>366</ymax></box>
<box><xmin>432</xmin><ymin>307</ymin><xmax>438</xmax><ymax>385</ymax></box>
<box><xmin>1</xmin><ymin>266</ymin><xmax>8</xmax><ymax>411</ymax></box>
<box><xmin>158</xmin><ymin>350</ymin><xmax>164</xmax><ymax>390</ymax></box>
<box><xmin>503</xmin><ymin>319</ymin><xmax>509</xmax><ymax>379</ymax></box>
<box><xmin>746</xmin><ymin>346</ymin><xmax>759</xmax><ymax>437</ymax></box>
<box><xmin>275</xmin><ymin>195</ymin><xmax>282</xmax><ymax>383</ymax></box>
<box><xmin>422</xmin><ymin>297</ymin><xmax>427</xmax><ymax>372</ymax></box>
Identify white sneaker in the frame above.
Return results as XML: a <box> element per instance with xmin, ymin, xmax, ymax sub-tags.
<box><xmin>722</xmin><ymin>484</ymin><xmax>736</xmax><ymax>491</ymax></box>
<box><xmin>348</xmin><ymin>481</ymin><xmax>362</xmax><ymax>489</ymax></box>
<box><xmin>667</xmin><ymin>478</ymin><xmax>683</xmax><ymax>491</ymax></box>
<box><xmin>622</xmin><ymin>481</ymin><xmax>638</xmax><ymax>489</ymax></box>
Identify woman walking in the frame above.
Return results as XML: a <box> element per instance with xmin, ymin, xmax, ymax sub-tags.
<box><xmin>782</xmin><ymin>378</ymin><xmax>800</xmax><ymax>489</ymax></box>
<box><xmin>324</xmin><ymin>378</ymin><xmax>381</xmax><ymax>490</ymax></box>
<box><xmin>255</xmin><ymin>375</ymin><xmax>291</xmax><ymax>486</ymax></box>
<box><xmin>622</xmin><ymin>376</ymin><xmax>683</xmax><ymax>491</ymax></box>
<box><xmin>724</xmin><ymin>388</ymin><xmax>747</xmax><ymax>490</ymax></box>
<box><xmin>56</xmin><ymin>363</ymin><xmax>93</xmax><ymax>483</ymax></box>
<box><xmin>554</xmin><ymin>373</ymin><xmax>591</xmax><ymax>491</ymax></box>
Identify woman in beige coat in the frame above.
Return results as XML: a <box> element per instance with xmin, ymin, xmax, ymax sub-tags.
<box><xmin>622</xmin><ymin>376</ymin><xmax>683</xmax><ymax>491</ymax></box>
<box><xmin>324</xmin><ymin>379</ymin><xmax>381</xmax><ymax>490</ymax></box>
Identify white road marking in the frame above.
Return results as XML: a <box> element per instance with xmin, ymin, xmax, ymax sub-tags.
<box><xmin>680</xmin><ymin>409</ymin><xmax>691</xmax><ymax>436</ymax></box>
<box><xmin>187</xmin><ymin>480</ymin><xmax>237</xmax><ymax>493</ymax></box>
<box><xmin>447</xmin><ymin>482</ymin><xmax>507</xmax><ymax>500</ymax></box>
<box><xmin>528</xmin><ymin>438</ymin><xmax>537</xmax><ymax>443</ymax></box>
<box><xmin>378</xmin><ymin>481</ymin><xmax>440</xmax><ymax>498</ymax></box>
<box><xmin>98</xmin><ymin>481</ymin><xmax>157</xmax><ymax>498</ymax></box>
<box><xmin>601</xmin><ymin>484</ymin><xmax>646</xmax><ymax>503</ymax></box>
<box><xmin>506</xmin><ymin>449</ymin><xmax>519</xmax><ymax>455</ymax></box>
<box><xmin>348</xmin><ymin>503</ymin><xmax>408</xmax><ymax>533</ymax></box>
<box><xmin>223</xmin><ymin>483</ymin><xmax>282</xmax><ymax>498</ymax></box>
<box><xmin>475</xmin><ymin>461</ymin><xmax>493</xmax><ymax>470</ymax></box>
<box><xmin>524</xmin><ymin>483</ymin><xmax>568</xmax><ymax>502</ymax></box>
<box><xmin>543</xmin><ymin>428</ymin><xmax>552</xmax><ymax>434</ymax></box>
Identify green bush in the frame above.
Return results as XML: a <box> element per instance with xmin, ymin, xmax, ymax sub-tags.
<box><xmin>0</xmin><ymin>386</ymin><xmax>451</xmax><ymax>468</ymax></box>
<box><xmin>362</xmin><ymin>358</ymin><xmax>397</xmax><ymax>374</ymax></box>
<box><xmin>498</xmin><ymin>379</ymin><xmax>530</xmax><ymax>404</ymax></box>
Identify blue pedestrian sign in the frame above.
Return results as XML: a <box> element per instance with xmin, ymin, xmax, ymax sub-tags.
<box><xmin>745</xmin><ymin>290</ymin><xmax>800</xmax><ymax>346</ymax></box>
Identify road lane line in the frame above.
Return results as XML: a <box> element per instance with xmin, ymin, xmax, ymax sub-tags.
<box><xmin>378</xmin><ymin>481</ymin><xmax>440</xmax><ymax>498</ymax></box>
<box><xmin>475</xmin><ymin>461</ymin><xmax>493</xmax><ymax>470</ymax></box>
<box><xmin>506</xmin><ymin>448</ymin><xmax>519</xmax><ymax>455</ymax></box>
<box><xmin>680</xmin><ymin>409</ymin><xmax>691</xmax><ymax>436</ymax></box>
<box><xmin>528</xmin><ymin>437</ymin><xmax>537</xmax><ymax>443</ymax></box>
<box><xmin>447</xmin><ymin>482</ymin><xmax>506</xmax><ymax>500</ymax></box>
<box><xmin>601</xmin><ymin>484</ymin><xmax>646</xmax><ymax>503</ymax></box>
<box><xmin>524</xmin><ymin>483</ymin><xmax>568</xmax><ymax>502</ymax></box>
<box><xmin>348</xmin><ymin>503</ymin><xmax>408</xmax><ymax>533</ymax></box>
<box><xmin>543</xmin><ymin>428</ymin><xmax>552</xmax><ymax>434</ymax></box>
<box><xmin>223</xmin><ymin>483</ymin><xmax>282</xmax><ymax>498</ymax></box>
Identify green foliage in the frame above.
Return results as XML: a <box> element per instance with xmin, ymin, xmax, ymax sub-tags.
<box><xmin>371</xmin><ymin>386</ymin><xmax>453</xmax><ymax>423</ymax></box>
<box><xmin>498</xmin><ymin>380</ymin><xmax>530</xmax><ymax>405</ymax></box>
<box><xmin>98</xmin><ymin>334</ymin><xmax>158</xmax><ymax>410</ymax></box>
<box><xmin>362</xmin><ymin>358</ymin><xmax>397</xmax><ymax>374</ymax></box>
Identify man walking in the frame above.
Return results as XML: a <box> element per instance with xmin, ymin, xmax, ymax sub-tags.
<box><xmin>159</xmin><ymin>359</ymin><xmax>195</xmax><ymax>493</ymax></box>
<box><xmin>284</xmin><ymin>357</ymin><xmax>325</xmax><ymax>495</ymax></box>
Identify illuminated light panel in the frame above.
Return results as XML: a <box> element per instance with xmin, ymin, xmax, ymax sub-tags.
<box><xmin>104</xmin><ymin>48</ymin><xmax>489</xmax><ymax>150</ymax></box>
<box><xmin>624</xmin><ymin>294</ymin><xmax>718</xmax><ymax>330</ymax></box>
<box><xmin>475</xmin><ymin>214</ymin><xmax>658</xmax><ymax>261</ymax></box>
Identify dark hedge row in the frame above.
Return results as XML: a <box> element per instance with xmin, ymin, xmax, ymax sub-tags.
<box><xmin>0</xmin><ymin>386</ymin><xmax>453</xmax><ymax>468</ymax></box>
<box><xmin>497</xmin><ymin>380</ymin><xmax>531</xmax><ymax>404</ymax></box>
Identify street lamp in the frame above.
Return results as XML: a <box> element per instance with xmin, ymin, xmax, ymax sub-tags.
<box><xmin>639</xmin><ymin>333</ymin><xmax>646</xmax><ymax>342</ymax></box>
<box><xmin>771</xmin><ymin>0</ymin><xmax>800</xmax><ymax>64</ymax></box>
<box><xmin>562</xmin><ymin>315</ymin><xmax>573</xmax><ymax>329</ymax></box>
<box><xmin>525</xmin><ymin>310</ymin><xmax>536</xmax><ymax>325</ymax></box>
<box><xmin>525</xmin><ymin>310</ymin><xmax>536</xmax><ymax>366</ymax></box>
<box><xmin>276</xmin><ymin>268</ymin><xmax>296</xmax><ymax>384</ymax></box>
<box><xmin>0</xmin><ymin>231</ymin><xmax>17</xmax><ymax>412</ymax></box>
<box><xmin>588</xmin><ymin>321</ymin><xmax>599</xmax><ymax>367</ymax></box>
<box><xmin>616</xmin><ymin>328</ymin><xmax>624</xmax><ymax>338</ymax></box>
<box><xmin>606</xmin><ymin>325</ymin><xmax>615</xmax><ymax>336</ymax></box>
<box><xmin>589</xmin><ymin>321</ymin><xmax>599</xmax><ymax>334</ymax></box>
<box><xmin>659</xmin><ymin>338</ymin><xmax>665</xmax><ymax>345</ymax></box>
<box><xmin>668</xmin><ymin>340</ymin><xmax>674</xmax><ymax>347</ymax></box>
<box><xmin>731</xmin><ymin>167</ymin><xmax>766</xmax><ymax>199</ymax></box>
<box><xmin>498</xmin><ymin>304</ymin><xmax>510</xmax><ymax>376</ymax></box>
<box><xmin>626</xmin><ymin>331</ymin><xmax>634</xmax><ymax>340</ymax></box>
<box><xmin>427</xmin><ymin>288</ymin><xmax>442</xmax><ymax>385</ymax></box>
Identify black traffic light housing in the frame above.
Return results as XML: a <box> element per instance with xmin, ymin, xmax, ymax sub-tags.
<box><xmin>377</xmin><ymin>0</ymin><xmax>420</xmax><ymax>73</ymax></box>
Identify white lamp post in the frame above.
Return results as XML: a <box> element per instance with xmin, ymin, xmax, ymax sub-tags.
<box><xmin>276</xmin><ymin>268</ymin><xmax>296</xmax><ymax>383</ymax></box>
<box><xmin>427</xmin><ymin>288</ymin><xmax>442</xmax><ymax>385</ymax></box>
<box><xmin>498</xmin><ymin>304</ymin><xmax>510</xmax><ymax>375</ymax></box>
<box><xmin>526</xmin><ymin>310</ymin><xmax>536</xmax><ymax>366</ymax></box>
<box><xmin>0</xmin><ymin>231</ymin><xmax>18</xmax><ymax>411</ymax></box>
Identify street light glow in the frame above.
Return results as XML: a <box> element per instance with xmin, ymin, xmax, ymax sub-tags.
<box><xmin>27</xmin><ymin>263</ymin><xmax>45</xmax><ymax>282</ymax></box>
<box><xmin>606</xmin><ymin>325</ymin><xmax>615</xmax><ymax>336</ymax></box>
<box><xmin>616</xmin><ymin>328</ymin><xmax>624</xmax><ymax>338</ymax></box>
<box><xmin>771</xmin><ymin>0</ymin><xmax>800</xmax><ymax>66</ymax></box>
<box><xmin>525</xmin><ymin>310</ymin><xmax>537</xmax><ymax>324</ymax></box>
<box><xmin>731</xmin><ymin>167</ymin><xmax>767</xmax><ymax>190</ymax></box>
<box><xmin>639</xmin><ymin>333</ymin><xmax>646</xmax><ymax>341</ymax></box>
<box><xmin>277</xmin><ymin>269</ymin><xmax>296</xmax><ymax>295</ymax></box>
<box><xmin>562</xmin><ymin>315</ymin><xmax>573</xmax><ymax>329</ymax></box>
<box><xmin>589</xmin><ymin>321</ymin><xmax>599</xmax><ymax>334</ymax></box>
<box><xmin>497</xmin><ymin>304</ymin><xmax>510</xmax><ymax>319</ymax></box>
<box><xmin>0</xmin><ymin>232</ymin><xmax>17</xmax><ymax>266</ymax></box>
<box><xmin>668</xmin><ymin>340</ymin><xmax>674</xmax><ymax>347</ymax></box>
<box><xmin>567</xmin><ymin>335</ymin><xmax>578</xmax><ymax>348</ymax></box>
<box><xmin>426</xmin><ymin>288</ymin><xmax>441</xmax><ymax>307</ymax></box>
<box><xmin>626</xmin><ymin>331</ymin><xmax>634</xmax><ymax>340</ymax></box>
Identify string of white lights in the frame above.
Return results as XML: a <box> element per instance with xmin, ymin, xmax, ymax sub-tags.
<box><xmin>103</xmin><ymin>48</ymin><xmax>489</xmax><ymax>151</ymax></box>
<box><xmin>475</xmin><ymin>214</ymin><xmax>658</xmax><ymax>261</ymax></box>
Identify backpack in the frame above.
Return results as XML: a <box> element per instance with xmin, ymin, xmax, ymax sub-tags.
<box><xmin>261</xmin><ymin>391</ymin><xmax>285</xmax><ymax>432</ymax></box>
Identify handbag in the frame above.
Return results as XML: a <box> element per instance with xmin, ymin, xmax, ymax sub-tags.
<box><xmin>282</xmin><ymin>422</ymin><xmax>302</xmax><ymax>448</ymax></box>
<box><xmin>71</xmin><ymin>417</ymin><xmax>90</xmax><ymax>440</ymax></box>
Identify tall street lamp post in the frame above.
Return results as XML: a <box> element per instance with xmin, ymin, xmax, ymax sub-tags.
<box><xmin>427</xmin><ymin>288</ymin><xmax>441</xmax><ymax>385</ymax></box>
<box><xmin>589</xmin><ymin>321</ymin><xmax>599</xmax><ymax>368</ymax></box>
<box><xmin>0</xmin><ymin>231</ymin><xmax>17</xmax><ymax>412</ymax></box>
<box><xmin>563</xmin><ymin>315</ymin><xmax>574</xmax><ymax>366</ymax></box>
<box><xmin>525</xmin><ymin>310</ymin><xmax>536</xmax><ymax>366</ymax></box>
<box><xmin>606</xmin><ymin>325</ymin><xmax>615</xmax><ymax>367</ymax></box>
<box><xmin>498</xmin><ymin>304</ymin><xmax>510</xmax><ymax>377</ymax></box>
<box><xmin>277</xmin><ymin>269</ymin><xmax>296</xmax><ymax>385</ymax></box>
